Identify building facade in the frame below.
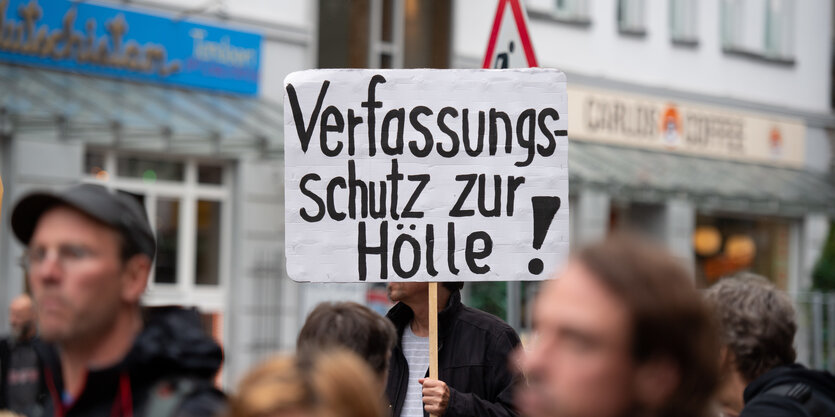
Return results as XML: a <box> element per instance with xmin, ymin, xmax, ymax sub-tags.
<box><xmin>0</xmin><ymin>0</ymin><xmax>318</xmax><ymax>386</ymax></box>
<box><xmin>453</xmin><ymin>0</ymin><xmax>835</xmax><ymax>362</ymax></box>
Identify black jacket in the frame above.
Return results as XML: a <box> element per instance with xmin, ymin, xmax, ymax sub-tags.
<box><xmin>0</xmin><ymin>336</ymin><xmax>48</xmax><ymax>415</ymax></box>
<box><xmin>37</xmin><ymin>306</ymin><xmax>226</xmax><ymax>417</ymax></box>
<box><xmin>385</xmin><ymin>290</ymin><xmax>521</xmax><ymax>417</ymax></box>
<box><xmin>741</xmin><ymin>364</ymin><xmax>835</xmax><ymax>417</ymax></box>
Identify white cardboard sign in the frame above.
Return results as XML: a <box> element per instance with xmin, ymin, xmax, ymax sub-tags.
<box><xmin>284</xmin><ymin>69</ymin><xmax>569</xmax><ymax>283</ymax></box>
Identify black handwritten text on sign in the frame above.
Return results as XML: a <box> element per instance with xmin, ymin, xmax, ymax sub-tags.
<box><xmin>284</xmin><ymin>69</ymin><xmax>569</xmax><ymax>283</ymax></box>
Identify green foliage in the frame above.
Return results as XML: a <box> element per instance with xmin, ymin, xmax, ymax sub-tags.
<box><xmin>468</xmin><ymin>282</ymin><xmax>507</xmax><ymax>319</ymax></box>
<box><xmin>813</xmin><ymin>222</ymin><xmax>835</xmax><ymax>291</ymax></box>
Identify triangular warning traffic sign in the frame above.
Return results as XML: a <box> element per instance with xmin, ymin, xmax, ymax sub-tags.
<box><xmin>482</xmin><ymin>0</ymin><xmax>538</xmax><ymax>69</ymax></box>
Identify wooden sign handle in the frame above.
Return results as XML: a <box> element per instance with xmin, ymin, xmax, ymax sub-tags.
<box><xmin>428</xmin><ymin>282</ymin><xmax>439</xmax><ymax>417</ymax></box>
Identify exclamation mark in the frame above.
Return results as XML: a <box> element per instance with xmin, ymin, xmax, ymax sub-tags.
<box><xmin>528</xmin><ymin>196</ymin><xmax>561</xmax><ymax>275</ymax></box>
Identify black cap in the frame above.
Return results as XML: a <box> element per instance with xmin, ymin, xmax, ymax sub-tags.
<box><xmin>11</xmin><ymin>183</ymin><xmax>156</xmax><ymax>260</ymax></box>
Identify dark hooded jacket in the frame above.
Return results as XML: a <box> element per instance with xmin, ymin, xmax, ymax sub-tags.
<box><xmin>37</xmin><ymin>306</ymin><xmax>225</xmax><ymax>417</ymax></box>
<box><xmin>740</xmin><ymin>364</ymin><xmax>835</xmax><ymax>417</ymax></box>
<box><xmin>385</xmin><ymin>290</ymin><xmax>521</xmax><ymax>417</ymax></box>
<box><xmin>0</xmin><ymin>335</ymin><xmax>48</xmax><ymax>415</ymax></box>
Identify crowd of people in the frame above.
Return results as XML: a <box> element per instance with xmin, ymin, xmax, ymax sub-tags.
<box><xmin>1</xmin><ymin>182</ymin><xmax>834</xmax><ymax>417</ymax></box>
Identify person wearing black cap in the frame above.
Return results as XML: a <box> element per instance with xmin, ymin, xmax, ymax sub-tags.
<box><xmin>10</xmin><ymin>183</ymin><xmax>226</xmax><ymax>417</ymax></box>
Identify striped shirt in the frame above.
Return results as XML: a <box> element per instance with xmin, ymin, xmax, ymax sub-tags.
<box><xmin>401</xmin><ymin>325</ymin><xmax>430</xmax><ymax>417</ymax></box>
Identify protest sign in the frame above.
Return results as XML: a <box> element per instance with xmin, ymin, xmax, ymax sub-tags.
<box><xmin>284</xmin><ymin>68</ymin><xmax>569</xmax><ymax>283</ymax></box>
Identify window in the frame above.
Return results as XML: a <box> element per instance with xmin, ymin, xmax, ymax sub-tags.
<box><xmin>318</xmin><ymin>0</ymin><xmax>370</xmax><ymax>68</ymax></box>
<box><xmin>694</xmin><ymin>215</ymin><xmax>792</xmax><ymax>290</ymax></box>
<box><xmin>155</xmin><ymin>198</ymin><xmax>180</xmax><ymax>284</ymax></box>
<box><xmin>526</xmin><ymin>0</ymin><xmax>591</xmax><ymax>26</ymax></box>
<box><xmin>198</xmin><ymin>164</ymin><xmax>224</xmax><ymax>185</ymax></box>
<box><xmin>670</xmin><ymin>0</ymin><xmax>698</xmax><ymax>45</ymax></box>
<box><xmin>84</xmin><ymin>149</ymin><xmax>106</xmax><ymax>179</ymax></box>
<box><xmin>117</xmin><ymin>156</ymin><xmax>185</xmax><ymax>182</ymax></box>
<box><xmin>373</xmin><ymin>0</ymin><xmax>399</xmax><ymax>68</ymax></box>
<box><xmin>195</xmin><ymin>200</ymin><xmax>222</xmax><ymax>286</ymax></box>
<box><xmin>402</xmin><ymin>0</ymin><xmax>451</xmax><ymax>68</ymax></box>
<box><xmin>721</xmin><ymin>0</ymin><xmax>795</xmax><ymax>62</ymax></box>
<box><xmin>763</xmin><ymin>0</ymin><xmax>794</xmax><ymax>58</ymax></box>
<box><xmin>618</xmin><ymin>0</ymin><xmax>646</xmax><ymax>35</ymax></box>
<box><xmin>317</xmin><ymin>0</ymin><xmax>450</xmax><ymax>69</ymax></box>
<box><xmin>82</xmin><ymin>149</ymin><xmax>230</xmax><ymax>301</ymax></box>
<box><xmin>553</xmin><ymin>0</ymin><xmax>591</xmax><ymax>23</ymax></box>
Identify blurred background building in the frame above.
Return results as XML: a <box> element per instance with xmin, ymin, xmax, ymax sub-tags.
<box><xmin>456</xmin><ymin>0</ymin><xmax>835</xmax><ymax>366</ymax></box>
<box><xmin>0</xmin><ymin>0</ymin><xmax>833</xmax><ymax>386</ymax></box>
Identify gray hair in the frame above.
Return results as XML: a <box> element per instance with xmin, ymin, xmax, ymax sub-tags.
<box><xmin>703</xmin><ymin>272</ymin><xmax>797</xmax><ymax>382</ymax></box>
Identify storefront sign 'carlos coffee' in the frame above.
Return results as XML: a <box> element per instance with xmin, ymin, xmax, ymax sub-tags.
<box><xmin>283</xmin><ymin>69</ymin><xmax>570</xmax><ymax>283</ymax></box>
<box><xmin>569</xmin><ymin>85</ymin><xmax>807</xmax><ymax>168</ymax></box>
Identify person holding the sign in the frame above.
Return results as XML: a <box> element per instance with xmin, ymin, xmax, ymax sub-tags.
<box><xmin>385</xmin><ymin>282</ymin><xmax>521</xmax><ymax>417</ymax></box>
<box><xmin>516</xmin><ymin>235</ymin><xmax>719</xmax><ymax>417</ymax></box>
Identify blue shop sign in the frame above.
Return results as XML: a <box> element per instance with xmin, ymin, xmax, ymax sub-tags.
<box><xmin>0</xmin><ymin>0</ymin><xmax>261</xmax><ymax>95</ymax></box>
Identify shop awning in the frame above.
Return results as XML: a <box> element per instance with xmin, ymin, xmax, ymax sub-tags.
<box><xmin>0</xmin><ymin>64</ymin><xmax>283</xmax><ymax>156</ymax></box>
<box><xmin>570</xmin><ymin>140</ymin><xmax>835</xmax><ymax>217</ymax></box>
<box><xmin>4</xmin><ymin>64</ymin><xmax>830</xmax><ymax>216</ymax></box>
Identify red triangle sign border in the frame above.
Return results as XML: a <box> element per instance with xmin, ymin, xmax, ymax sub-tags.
<box><xmin>482</xmin><ymin>0</ymin><xmax>539</xmax><ymax>69</ymax></box>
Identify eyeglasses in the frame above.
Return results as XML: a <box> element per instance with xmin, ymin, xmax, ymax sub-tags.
<box><xmin>19</xmin><ymin>244</ymin><xmax>99</xmax><ymax>274</ymax></box>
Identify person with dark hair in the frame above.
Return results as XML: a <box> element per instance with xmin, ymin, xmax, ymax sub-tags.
<box><xmin>442</xmin><ymin>282</ymin><xmax>464</xmax><ymax>292</ymax></box>
<box><xmin>10</xmin><ymin>183</ymin><xmax>225</xmax><ymax>417</ymax></box>
<box><xmin>517</xmin><ymin>235</ymin><xmax>720</xmax><ymax>417</ymax></box>
<box><xmin>297</xmin><ymin>301</ymin><xmax>396</xmax><ymax>385</ymax></box>
<box><xmin>705</xmin><ymin>273</ymin><xmax>835</xmax><ymax>417</ymax></box>
<box><xmin>384</xmin><ymin>281</ymin><xmax>520</xmax><ymax>417</ymax></box>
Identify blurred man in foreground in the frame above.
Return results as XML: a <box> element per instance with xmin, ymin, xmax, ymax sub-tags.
<box><xmin>297</xmin><ymin>301</ymin><xmax>397</xmax><ymax>387</ymax></box>
<box><xmin>517</xmin><ymin>235</ymin><xmax>719</xmax><ymax>417</ymax></box>
<box><xmin>0</xmin><ymin>294</ymin><xmax>46</xmax><ymax>415</ymax></box>
<box><xmin>386</xmin><ymin>282</ymin><xmax>521</xmax><ymax>417</ymax></box>
<box><xmin>705</xmin><ymin>273</ymin><xmax>835</xmax><ymax>417</ymax></box>
<box><xmin>11</xmin><ymin>183</ymin><xmax>225</xmax><ymax>417</ymax></box>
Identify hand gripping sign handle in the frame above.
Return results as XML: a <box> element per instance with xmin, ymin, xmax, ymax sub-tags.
<box><xmin>428</xmin><ymin>282</ymin><xmax>439</xmax><ymax>417</ymax></box>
